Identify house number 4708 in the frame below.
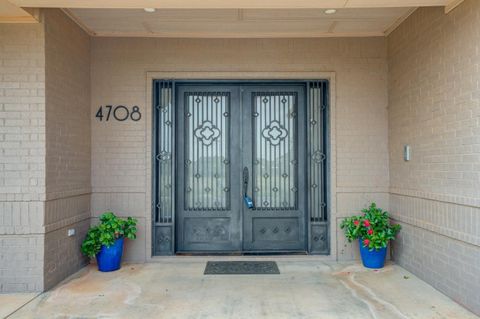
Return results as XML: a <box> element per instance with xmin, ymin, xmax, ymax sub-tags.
<box><xmin>95</xmin><ymin>105</ymin><xmax>141</xmax><ymax>122</ymax></box>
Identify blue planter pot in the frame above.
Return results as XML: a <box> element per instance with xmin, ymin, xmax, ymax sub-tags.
<box><xmin>359</xmin><ymin>239</ymin><xmax>387</xmax><ymax>269</ymax></box>
<box><xmin>96</xmin><ymin>237</ymin><xmax>124</xmax><ymax>272</ymax></box>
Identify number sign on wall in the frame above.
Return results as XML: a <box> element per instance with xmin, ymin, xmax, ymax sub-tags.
<box><xmin>96</xmin><ymin>105</ymin><xmax>141</xmax><ymax>122</ymax></box>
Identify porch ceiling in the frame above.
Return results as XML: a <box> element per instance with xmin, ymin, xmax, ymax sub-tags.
<box><xmin>65</xmin><ymin>7</ymin><xmax>417</xmax><ymax>38</ymax></box>
<box><xmin>6</xmin><ymin>0</ymin><xmax>455</xmax><ymax>9</ymax></box>
<box><xmin>2</xmin><ymin>0</ymin><xmax>464</xmax><ymax>36</ymax></box>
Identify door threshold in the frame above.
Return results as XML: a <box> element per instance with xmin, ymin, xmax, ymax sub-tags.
<box><xmin>176</xmin><ymin>252</ymin><xmax>243</xmax><ymax>256</ymax></box>
<box><xmin>243</xmin><ymin>251</ymin><xmax>307</xmax><ymax>256</ymax></box>
<box><xmin>176</xmin><ymin>251</ymin><xmax>308</xmax><ymax>256</ymax></box>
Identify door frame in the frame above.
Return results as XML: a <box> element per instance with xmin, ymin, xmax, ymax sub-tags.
<box><xmin>145</xmin><ymin>72</ymin><xmax>337</xmax><ymax>260</ymax></box>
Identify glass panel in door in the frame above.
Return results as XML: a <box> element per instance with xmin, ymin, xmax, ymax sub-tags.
<box><xmin>242</xmin><ymin>86</ymin><xmax>307</xmax><ymax>251</ymax></box>
<box><xmin>176</xmin><ymin>86</ymin><xmax>242</xmax><ymax>252</ymax></box>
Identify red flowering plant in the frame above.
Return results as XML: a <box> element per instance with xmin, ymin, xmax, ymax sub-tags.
<box><xmin>340</xmin><ymin>202</ymin><xmax>401</xmax><ymax>251</ymax></box>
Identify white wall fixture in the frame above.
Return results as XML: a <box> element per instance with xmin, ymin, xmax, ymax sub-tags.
<box><xmin>404</xmin><ymin>145</ymin><xmax>411</xmax><ymax>161</ymax></box>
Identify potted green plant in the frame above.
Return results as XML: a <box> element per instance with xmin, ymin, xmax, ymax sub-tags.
<box><xmin>81</xmin><ymin>212</ymin><xmax>137</xmax><ymax>272</ymax></box>
<box><xmin>340</xmin><ymin>202</ymin><xmax>401</xmax><ymax>269</ymax></box>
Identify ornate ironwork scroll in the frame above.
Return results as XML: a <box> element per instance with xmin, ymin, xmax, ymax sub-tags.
<box><xmin>184</xmin><ymin>92</ymin><xmax>231</xmax><ymax>211</ymax></box>
<box><xmin>252</xmin><ymin>92</ymin><xmax>298</xmax><ymax>210</ymax></box>
<box><xmin>153</xmin><ymin>80</ymin><xmax>175</xmax><ymax>255</ymax></box>
<box><xmin>308</xmin><ymin>81</ymin><xmax>329</xmax><ymax>254</ymax></box>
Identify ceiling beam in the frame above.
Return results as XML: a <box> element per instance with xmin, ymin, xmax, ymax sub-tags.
<box><xmin>0</xmin><ymin>0</ymin><xmax>38</xmax><ymax>22</ymax></box>
<box><xmin>444</xmin><ymin>0</ymin><xmax>465</xmax><ymax>13</ymax></box>
<box><xmin>8</xmin><ymin>0</ymin><xmax>450</xmax><ymax>9</ymax></box>
<box><xmin>91</xmin><ymin>30</ymin><xmax>387</xmax><ymax>38</ymax></box>
<box><xmin>61</xmin><ymin>8</ymin><xmax>95</xmax><ymax>35</ymax></box>
<box><xmin>384</xmin><ymin>7</ymin><xmax>417</xmax><ymax>36</ymax></box>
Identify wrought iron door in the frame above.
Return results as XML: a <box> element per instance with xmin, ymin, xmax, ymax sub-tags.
<box><xmin>241</xmin><ymin>86</ymin><xmax>306</xmax><ymax>251</ymax></box>
<box><xmin>154</xmin><ymin>81</ymin><xmax>328</xmax><ymax>255</ymax></box>
<box><xmin>175</xmin><ymin>84</ymin><xmax>306</xmax><ymax>252</ymax></box>
<box><xmin>176</xmin><ymin>85</ymin><xmax>243</xmax><ymax>252</ymax></box>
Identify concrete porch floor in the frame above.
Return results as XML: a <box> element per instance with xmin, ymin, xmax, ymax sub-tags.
<box><xmin>3</xmin><ymin>258</ymin><xmax>478</xmax><ymax>319</ymax></box>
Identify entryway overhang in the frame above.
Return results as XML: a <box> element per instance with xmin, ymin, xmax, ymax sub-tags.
<box><xmin>4</xmin><ymin>0</ymin><xmax>463</xmax><ymax>10</ymax></box>
<box><xmin>1</xmin><ymin>0</ymin><xmax>465</xmax><ymax>35</ymax></box>
<box><xmin>144</xmin><ymin>71</ymin><xmax>337</xmax><ymax>260</ymax></box>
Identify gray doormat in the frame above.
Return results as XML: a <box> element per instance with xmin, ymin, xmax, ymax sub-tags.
<box><xmin>204</xmin><ymin>261</ymin><xmax>280</xmax><ymax>275</ymax></box>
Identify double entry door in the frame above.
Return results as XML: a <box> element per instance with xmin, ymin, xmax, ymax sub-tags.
<box><xmin>176</xmin><ymin>83</ymin><xmax>306</xmax><ymax>253</ymax></box>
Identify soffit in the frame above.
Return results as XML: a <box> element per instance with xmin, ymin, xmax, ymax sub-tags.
<box><xmin>67</xmin><ymin>7</ymin><xmax>417</xmax><ymax>38</ymax></box>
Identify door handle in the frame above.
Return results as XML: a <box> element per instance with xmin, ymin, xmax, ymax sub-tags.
<box><xmin>243</xmin><ymin>167</ymin><xmax>254</xmax><ymax>209</ymax></box>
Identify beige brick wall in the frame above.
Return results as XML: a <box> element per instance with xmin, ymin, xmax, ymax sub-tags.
<box><xmin>0</xmin><ymin>23</ymin><xmax>46</xmax><ymax>292</ymax></box>
<box><xmin>0</xmin><ymin>24</ymin><xmax>45</xmax><ymax>202</ymax></box>
<box><xmin>0</xmin><ymin>9</ymin><xmax>91</xmax><ymax>292</ymax></box>
<box><xmin>2</xmin><ymin>16</ymin><xmax>391</xmax><ymax>291</ymax></box>
<box><xmin>90</xmin><ymin>37</ymin><xmax>390</xmax><ymax>261</ymax></box>
<box><xmin>43</xmin><ymin>9</ymin><xmax>91</xmax><ymax>290</ymax></box>
<box><xmin>45</xmin><ymin>10</ymin><xmax>91</xmax><ymax>199</ymax></box>
<box><xmin>1</xmin><ymin>5</ymin><xmax>479</xmax><ymax>305</ymax></box>
<box><xmin>388</xmin><ymin>0</ymin><xmax>480</xmax><ymax>314</ymax></box>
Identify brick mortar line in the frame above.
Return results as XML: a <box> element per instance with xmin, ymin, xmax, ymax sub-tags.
<box><xmin>336</xmin><ymin>191</ymin><xmax>390</xmax><ymax>194</ymax></box>
<box><xmin>0</xmin><ymin>198</ymin><xmax>46</xmax><ymax>202</ymax></box>
<box><xmin>91</xmin><ymin>191</ymin><xmax>147</xmax><ymax>194</ymax></box>
<box><xmin>391</xmin><ymin>216</ymin><xmax>480</xmax><ymax>247</ymax></box>
<box><xmin>91</xmin><ymin>215</ymin><xmax>145</xmax><ymax>219</ymax></box>
<box><xmin>390</xmin><ymin>189</ymin><xmax>480</xmax><ymax>209</ymax></box>
<box><xmin>0</xmin><ymin>191</ymin><xmax>92</xmax><ymax>203</ymax></box>
<box><xmin>0</xmin><ymin>192</ymin><xmax>91</xmax><ymax>203</ymax></box>
<box><xmin>0</xmin><ymin>200</ymin><xmax>45</xmax><ymax>203</ymax></box>
<box><xmin>91</xmin><ymin>191</ymin><xmax>146</xmax><ymax>194</ymax></box>
<box><xmin>45</xmin><ymin>189</ymin><xmax>91</xmax><ymax>201</ymax></box>
<box><xmin>43</xmin><ymin>213</ymin><xmax>91</xmax><ymax>233</ymax></box>
<box><xmin>0</xmin><ymin>214</ymin><xmax>91</xmax><ymax>235</ymax></box>
<box><xmin>0</xmin><ymin>234</ymin><xmax>44</xmax><ymax>237</ymax></box>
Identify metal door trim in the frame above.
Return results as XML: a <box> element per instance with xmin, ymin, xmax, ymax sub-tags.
<box><xmin>151</xmin><ymin>80</ymin><xmax>329</xmax><ymax>256</ymax></box>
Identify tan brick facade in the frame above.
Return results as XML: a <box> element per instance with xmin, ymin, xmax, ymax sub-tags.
<box><xmin>388</xmin><ymin>0</ymin><xmax>480</xmax><ymax>314</ymax></box>
<box><xmin>43</xmin><ymin>9</ymin><xmax>91</xmax><ymax>290</ymax></box>
<box><xmin>0</xmin><ymin>3</ymin><xmax>478</xmax><ymax>314</ymax></box>
<box><xmin>90</xmin><ymin>37</ymin><xmax>390</xmax><ymax>262</ymax></box>
<box><xmin>0</xmin><ymin>22</ymin><xmax>46</xmax><ymax>292</ymax></box>
<box><xmin>0</xmin><ymin>9</ymin><xmax>90</xmax><ymax>292</ymax></box>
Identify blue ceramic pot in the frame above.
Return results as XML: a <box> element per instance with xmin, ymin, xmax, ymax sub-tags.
<box><xmin>359</xmin><ymin>238</ymin><xmax>387</xmax><ymax>269</ymax></box>
<box><xmin>96</xmin><ymin>237</ymin><xmax>124</xmax><ymax>272</ymax></box>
